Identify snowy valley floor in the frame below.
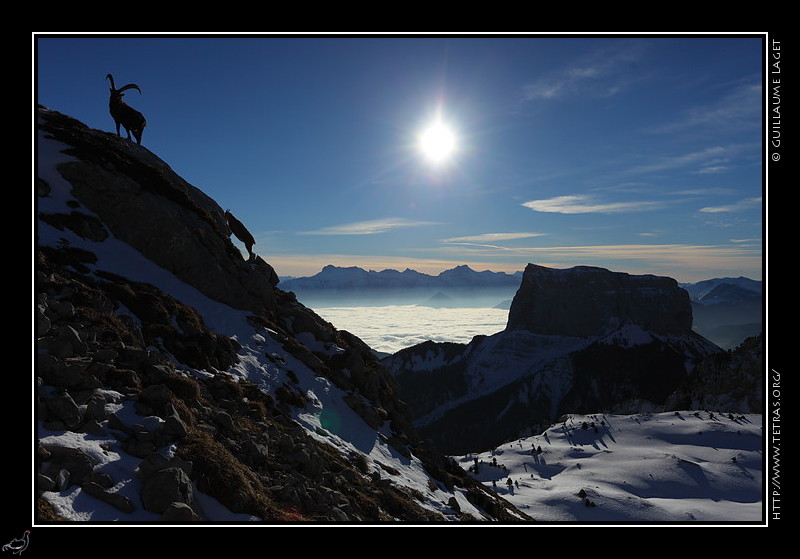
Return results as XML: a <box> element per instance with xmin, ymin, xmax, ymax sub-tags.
<box><xmin>456</xmin><ymin>410</ymin><xmax>763</xmax><ymax>523</ymax></box>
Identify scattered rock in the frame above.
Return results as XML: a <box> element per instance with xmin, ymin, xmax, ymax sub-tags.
<box><xmin>161</xmin><ymin>501</ymin><xmax>200</xmax><ymax>522</ymax></box>
<box><xmin>81</xmin><ymin>481</ymin><xmax>135</xmax><ymax>513</ymax></box>
<box><xmin>44</xmin><ymin>391</ymin><xmax>83</xmax><ymax>429</ymax></box>
<box><xmin>141</xmin><ymin>467</ymin><xmax>194</xmax><ymax>515</ymax></box>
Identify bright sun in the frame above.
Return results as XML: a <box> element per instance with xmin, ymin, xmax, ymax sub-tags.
<box><xmin>418</xmin><ymin>120</ymin><xmax>457</xmax><ymax>165</ymax></box>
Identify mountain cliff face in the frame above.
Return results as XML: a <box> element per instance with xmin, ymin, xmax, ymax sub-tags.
<box><xmin>384</xmin><ymin>264</ymin><xmax>727</xmax><ymax>455</ymax></box>
<box><xmin>507</xmin><ymin>264</ymin><xmax>693</xmax><ymax>337</ymax></box>
<box><xmin>35</xmin><ymin>106</ymin><xmax>527</xmax><ymax>523</ymax></box>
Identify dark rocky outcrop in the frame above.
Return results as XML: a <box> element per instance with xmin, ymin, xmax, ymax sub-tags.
<box><xmin>668</xmin><ymin>334</ymin><xmax>764</xmax><ymax>413</ymax></box>
<box><xmin>507</xmin><ymin>264</ymin><xmax>693</xmax><ymax>337</ymax></box>
<box><xmin>38</xmin><ymin>107</ymin><xmax>278</xmax><ymax>317</ymax></box>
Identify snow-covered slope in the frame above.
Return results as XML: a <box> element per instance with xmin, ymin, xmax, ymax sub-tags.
<box><xmin>457</xmin><ymin>410</ymin><xmax>763</xmax><ymax>522</ymax></box>
<box><xmin>385</xmin><ymin>315</ymin><xmax>723</xmax><ymax>455</ymax></box>
<box><xmin>36</xmin><ymin>179</ymin><xmax>482</xmax><ymax>521</ymax></box>
<box><xmin>35</xmin><ymin>107</ymin><xmax>524</xmax><ymax>524</ymax></box>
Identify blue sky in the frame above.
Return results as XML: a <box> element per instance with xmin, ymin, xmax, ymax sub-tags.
<box><xmin>35</xmin><ymin>33</ymin><xmax>765</xmax><ymax>282</ymax></box>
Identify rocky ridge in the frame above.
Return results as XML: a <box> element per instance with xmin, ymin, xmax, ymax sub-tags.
<box><xmin>35</xmin><ymin>106</ymin><xmax>528</xmax><ymax>523</ymax></box>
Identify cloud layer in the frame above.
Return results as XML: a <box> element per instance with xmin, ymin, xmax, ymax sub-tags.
<box><xmin>315</xmin><ymin>305</ymin><xmax>509</xmax><ymax>354</ymax></box>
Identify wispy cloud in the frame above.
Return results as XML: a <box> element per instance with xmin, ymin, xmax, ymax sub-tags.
<box><xmin>526</xmin><ymin>243</ymin><xmax>763</xmax><ymax>281</ymax></box>
<box><xmin>730</xmin><ymin>238</ymin><xmax>761</xmax><ymax>243</ymax></box>
<box><xmin>523</xmin><ymin>41</ymin><xmax>649</xmax><ymax>101</ymax></box>
<box><xmin>694</xmin><ymin>165</ymin><xmax>729</xmax><ymax>174</ymax></box>
<box><xmin>521</xmin><ymin>194</ymin><xmax>665</xmax><ymax>214</ymax></box>
<box><xmin>441</xmin><ymin>232</ymin><xmax>547</xmax><ymax>243</ymax></box>
<box><xmin>655</xmin><ymin>82</ymin><xmax>762</xmax><ymax>135</ymax></box>
<box><xmin>699</xmin><ymin>196</ymin><xmax>762</xmax><ymax>213</ymax></box>
<box><xmin>300</xmin><ymin>217</ymin><xmax>441</xmax><ymax>235</ymax></box>
<box><xmin>629</xmin><ymin>146</ymin><xmax>729</xmax><ymax>175</ymax></box>
<box><xmin>669</xmin><ymin>187</ymin><xmax>737</xmax><ymax>197</ymax></box>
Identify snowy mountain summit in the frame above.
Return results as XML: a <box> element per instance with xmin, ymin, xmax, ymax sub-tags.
<box><xmin>35</xmin><ymin>106</ymin><xmax>526</xmax><ymax>523</ymax></box>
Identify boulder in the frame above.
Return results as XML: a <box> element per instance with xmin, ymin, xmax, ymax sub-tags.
<box><xmin>39</xmin><ymin>445</ymin><xmax>97</xmax><ymax>488</ymax></box>
<box><xmin>141</xmin><ymin>467</ymin><xmax>194</xmax><ymax>514</ymax></box>
<box><xmin>161</xmin><ymin>403</ymin><xmax>189</xmax><ymax>441</ymax></box>
<box><xmin>37</xmin><ymin>305</ymin><xmax>51</xmax><ymax>337</ymax></box>
<box><xmin>81</xmin><ymin>481</ymin><xmax>135</xmax><ymax>513</ymax></box>
<box><xmin>137</xmin><ymin>453</ymin><xmax>193</xmax><ymax>479</ymax></box>
<box><xmin>161</xmin><ymin>502</ymin><xmax>200</xmax><ymax>522</ymax></box>
<box><xmin>44</xmin><ymin>391</ymin><xmax>82</xmax><ymax>429</ymax></box>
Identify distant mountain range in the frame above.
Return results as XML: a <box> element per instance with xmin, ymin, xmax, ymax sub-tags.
<box><xmin>280</xmin><ymin>265</ymin><xmax>524</xmax><ymax>307</ymax></box>
<box><xmin>679</xmin><ymin>276</ymin><xmax>762</xmax><ymax>301</ymax></box>
<box><xmin>282</xmin><ymin>264</ymin><xmax>523</xmax><ymax>290</ymax></box>
<box><xmin>285</xmin><ymin>265</ymin><xmax>761</xmax><ymax>300</ymax></box>
<box><xmin>680</xmin><ymin>277</ymin><xmax>762</xmax><ymax>350</ymax></box>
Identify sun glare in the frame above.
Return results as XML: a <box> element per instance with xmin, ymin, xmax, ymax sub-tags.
<box><xmin>418</xmin><ymin>120</ymin><xmax>457</xmax><ymax>165</ymax></box>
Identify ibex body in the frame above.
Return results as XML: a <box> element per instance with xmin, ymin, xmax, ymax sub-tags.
<box><xmin>106</xmin><ymin>74</ymin><xmax>146</xmax><ymax>144</ymax></box>
<box><xmin>225</xmin><ymin>210</ymin><xmax>257</xmax><ymax>261</ymax></box>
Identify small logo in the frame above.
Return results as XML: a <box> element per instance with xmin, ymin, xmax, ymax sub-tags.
<box><xmin>2</xmin><ymin>531</ymin><xmax>29</xmax><ymax>555</ymax></box>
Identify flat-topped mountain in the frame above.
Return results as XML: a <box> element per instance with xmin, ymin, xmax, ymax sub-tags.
<box><xmin>384</xmin><ymin>263</ymin><xmax>727</xmax><ymax>454</ymax></box>
<box><xmin>507</xmin><ymin>264</ymin><xmax>693</xmax><ymax>337</ymax></box>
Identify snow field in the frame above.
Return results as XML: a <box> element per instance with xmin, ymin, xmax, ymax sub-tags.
<box><xmin>457</xmin><ymin>411</ymin><xmax>763</xmax><ymax>522</ymax></box>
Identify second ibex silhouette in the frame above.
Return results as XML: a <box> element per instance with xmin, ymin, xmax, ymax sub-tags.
<box><xmin>106</xmin><ymin>74</ymin><xmax>147</xmax><ymax>145</ymax></box>
<box><xmin>225</xmin><ymin>210</ymin><xmax>257</xmax><ymax>261</ymax></box>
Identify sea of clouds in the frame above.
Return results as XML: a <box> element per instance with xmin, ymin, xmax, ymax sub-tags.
<box><xmin>314</xmin><ymin>305</ymin><xmax>509</xmax><ymax>355</ymax></box>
